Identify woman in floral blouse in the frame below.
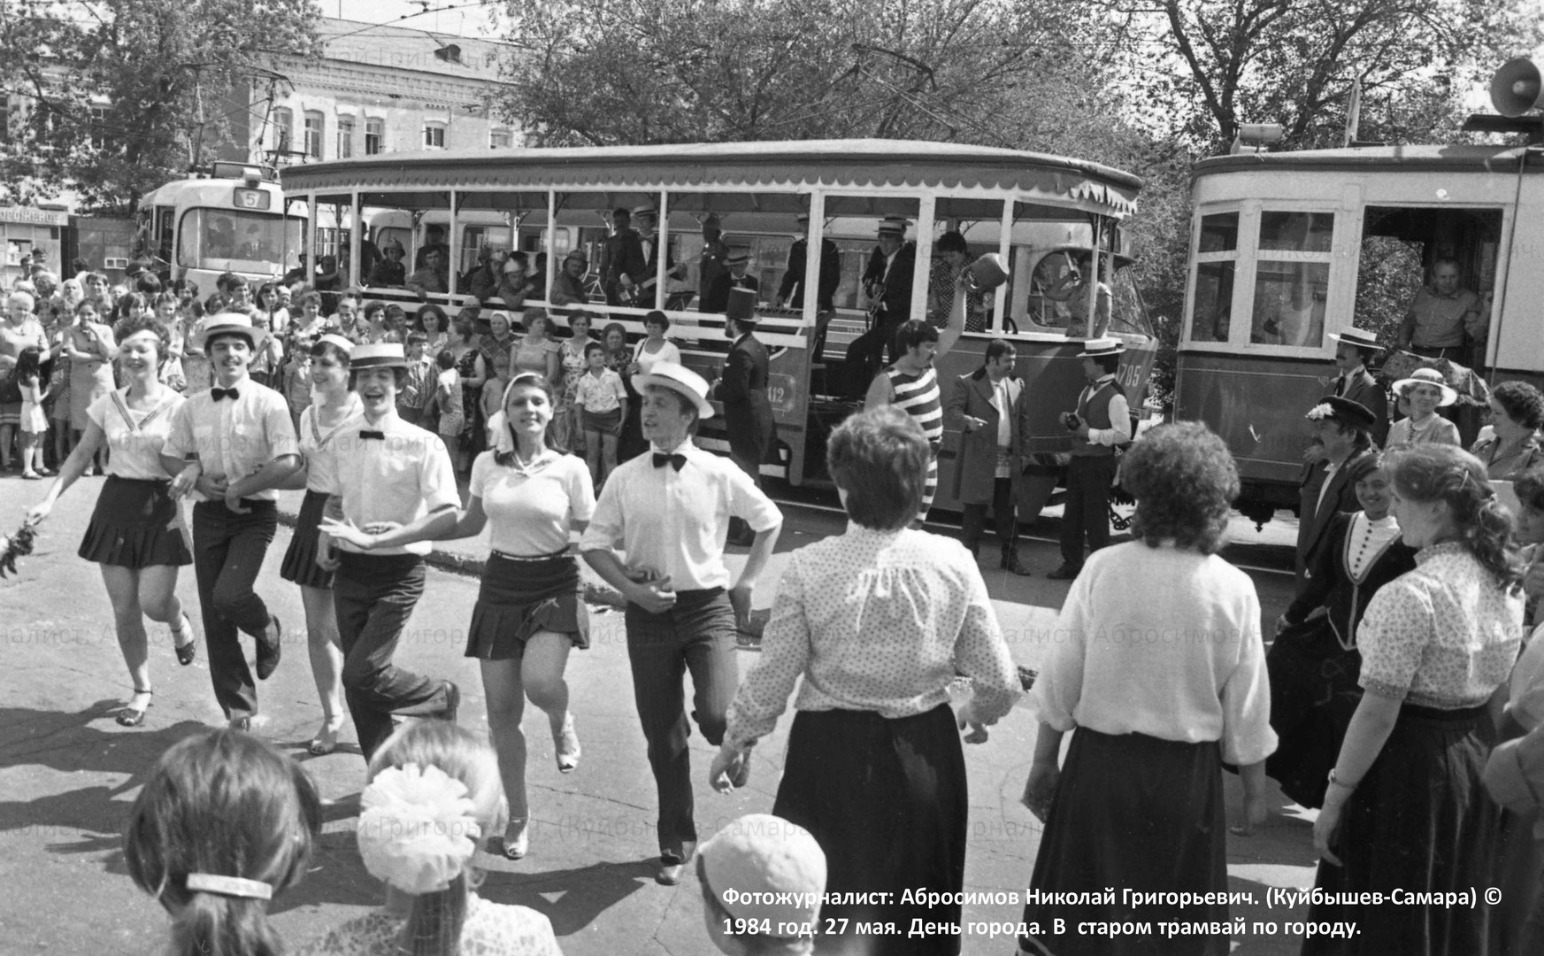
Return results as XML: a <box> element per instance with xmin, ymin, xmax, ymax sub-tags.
<box><xmin>1307</xmin><ymin>443</ymin><xmax>1524</xmax><ymax>956</ymax></box>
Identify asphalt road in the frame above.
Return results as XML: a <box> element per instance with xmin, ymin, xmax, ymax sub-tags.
<box><xmin>0</xmin><ymin>473</ymin><xmax>1315</xmax><ymax>955</ymax></box>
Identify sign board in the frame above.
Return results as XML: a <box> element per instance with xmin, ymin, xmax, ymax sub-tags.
<box><xmin>0</xmin><ymin>206</ymin><xmax>70</xmax><ymax>227</ymax></box>
<box><xmin>233</xmin><ymin>188</ymin><xmax>271</xmax><ymax>211</ymax></box>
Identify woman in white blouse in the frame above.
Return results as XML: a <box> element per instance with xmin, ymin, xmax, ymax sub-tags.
<box><xmin>1018</xmin><ymin>422</ymin><xmax>1275</xmax><ymax>956</ymax></box>
<box><xmin>28</xmin><ymin>318</ymin><xmax>197</xmax><ymax>727</ymax></box>
<box><xmin>712</xmin><ymin>405</ymin><xmax>1020</xmax><ymax>954</ymax></box>
<box><xmin>1306</xmin><ymin>444</ymin><xmax>1523</xmax><ymax>956</ymax></box>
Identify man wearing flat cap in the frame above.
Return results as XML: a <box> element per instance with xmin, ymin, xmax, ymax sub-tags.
<box><xmin>716</xmin><ymin>288</ymin><xmax>775</xmax><ymax>547</ymax></box>
<box><xmin>1327</xmin><ymin>327</ymin><xmax>1389</xmax><ymax>446</ymax></box>
<box><xmin>1296</xmin><ymin>396</ymin><xmax>1378</xmax><ymax>585</ymax></box>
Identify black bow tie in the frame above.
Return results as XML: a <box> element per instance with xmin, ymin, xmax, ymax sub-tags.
<box><xmin>653</xmin><ymin>452</ymin><xmax>687</xmax><ymax>471</ymax></box>
<box><xmin>211</xmin><ymin>387</ymin><xmax>239</xmax><ymax>401</ymax></box>
<box><xmin>359</xmin><ymin>430</ymin><xmax>386</xmax><ymax>440</ymax></box>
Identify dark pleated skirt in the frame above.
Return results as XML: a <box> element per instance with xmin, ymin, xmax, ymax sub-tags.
<box><xmin>1020</xmin><ymin>728</ymin><xmax>1228</xmax><ymax>956</ymax></box>
<box><xmin>1304</xmin><ymin>703</ymin><xmax>1501</xmax><ymax>956</ymax></box>
<box><xmin>279</xmin><ymin>489</ymin><xmax>334</xmax><ymax>589</ymax></box>
<box><xmin>78</xmin><ymin>476</ymin><xmax>192</xmax><ymax>568</ymax></box>
<box><xmin>1265</xmin><ymin>616</ymin><xmax>1363</xmax><ymax>808</ymax></box>
<box><xmin>773</xmin><ymin>704</ymin><xmax>966</xmax><ymax>956</ymax></box>
<box><xmin>465</xmin><ymin>552</ymin><xmax>588</xmax><ymax>660</ymax></box>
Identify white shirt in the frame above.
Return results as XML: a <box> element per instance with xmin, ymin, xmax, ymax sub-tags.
<box><xmin>164</xmin><ymin>378</ymin><xmax>299</xmax><ymax>501</ymax></box>
<box><xmin>298</xmin><ymin>398</ymin><xmax>364</xmax><ymax>494</ymax></box>
<box><xmin>87</xmin><ymin>389</ymin><xmax>186</xmax><ymax>481</ymax></box>
<box><xmin>580</xmin><ymin>439</ymin><xmax>782</xmax><ymax>591</ymax></box>
<box><xmin>316</xmin><ymin>410</ymin><xmax>459</xmax><ymax>557</ymax></box>
<box><xmin>574</xmin><ymin>368</ymin><xmax>626</xmax><ymax>414</ymax></box>
<box><xmin>1032</xmin><ymin>540</ymin><xmax>1277</xmax><ymax>766</ymax></box>
<box><xmin>471</xmin><ymin>450</ymin><xmax>595</xmax><ymax>555</ymax></box>
<box><xmin>634</xmin><ymin>339</ymin><xmax>681</xmax><ymax>375</ymax></box>
<box><xmin>1081</xmin><ymin>373</ymin><xmax>1132</xmax><ymax>447</ymax></box>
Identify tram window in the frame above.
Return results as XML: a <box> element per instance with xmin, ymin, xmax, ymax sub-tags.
<box><xmin>1190</xmin><ymin>261</ymin><xmax>1235</xmax><ymax>343</ymax></box>
<box><xmin>1250</xmin><ymin>261</ymin><xmax>1327</xmax><ymax>347</ymax></box>
<box><xmin>177</xmin><ymin>208</ymin><xmax>300</xmax><ymax>270</ymax></box>
<box><xmin>1260</xmin><ymin>212</ymin><xmax>1333</xmax><ymax>252</ymax></box>
<box><xmin>1199</xmin><ymin>212</ymin><xmax>1238</xmax><ymax>252</ymax></box>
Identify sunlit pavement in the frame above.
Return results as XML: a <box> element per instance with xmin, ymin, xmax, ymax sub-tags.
<box><xmin>0</xmin><ymin>474</ymin><xmax>1313</xmax><ymax>954</ymax></box>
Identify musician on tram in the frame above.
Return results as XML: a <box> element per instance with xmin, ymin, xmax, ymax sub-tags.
<box><xmin>841</xmin><ymin>217</ymin><xmax>915</xmax><ymax>396</ymax></box>
<box><xmin>599</xmin><ymin>207</ymin><xmax>648</xmax><ymax>306</ymax></box>
<box><xmin>775</xmin><ymin>213</ymin><xmax>841</xmax><ymax>312</ymax></box>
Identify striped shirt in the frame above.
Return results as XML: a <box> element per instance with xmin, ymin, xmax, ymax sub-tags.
<box><xmin>886</xmin><ymin>365</ymin><xmax>942</xmax><ymax>514</ymax></box>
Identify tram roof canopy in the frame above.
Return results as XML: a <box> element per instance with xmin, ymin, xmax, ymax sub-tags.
<box><xmin>1194</xmin><ymin>144</ymin><xmax>1537</xmax><ymax>179</ymax></box>
<box><xmin>280</xmin><ymin>139</ymin><xmax>1142</xmax><ymax>215</ymax></box>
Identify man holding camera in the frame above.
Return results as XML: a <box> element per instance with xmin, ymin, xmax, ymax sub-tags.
<box><xmin>1047</xmin><ymin>338</ymin><xmax>1129</xmax><ymax>581</ymax></box>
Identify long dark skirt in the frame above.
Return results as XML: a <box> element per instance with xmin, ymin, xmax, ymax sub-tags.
<box><xmin>1020</xmin><ymin>728</ymin><xmax>1228</xmax><ymax>956</ymax></box>
<box><xmin>1265</xmin><ymin>616</ymin><xmax>1362</xmax><ymax>809</ymax></box>
<box><xmin>773</xmin><ymin>704</ymin><xmax>966</xmax><ymax>956</ymax></box>
<box><xmin>78</xmin><ymin>476</ymin><xmax>192</xmax><ymax>568</ymax></box>
<box><xmin>1304</xmin><ymin>703</ymin><xmax>1500</xmax><ymax>956</ymax></box>
<box><xmin>279</xmin><ymin>489</ymin><xmax>333</xmax><ymax>589</ymax></box>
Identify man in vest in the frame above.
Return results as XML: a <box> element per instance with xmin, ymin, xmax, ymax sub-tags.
<box><xmin>1048</xmin><ymin>337</ymin><xmax>1130</xmax><ymax>580</ymax></box>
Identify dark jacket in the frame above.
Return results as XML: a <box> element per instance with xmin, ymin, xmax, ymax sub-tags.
<box><xmin>861</xmin><ymin>242</ymin><xmax>916</xmax><ymax>323</ymax></box>
<box><xmin>703</xmin><ymin>274</ymin><xmax>759</xmax><ymax>315</ymax></box>
<box><xmin>1296</xmin><ymin>448</ymin><xmax>1376</xmax><ymax>583</ymax></box>
<box><xmin>719</xmin><ymin>331</ymin><xmax>774</xmax><ymax>464</ymax></box>
<box><xmin>777</xmin><ymin>238</ymin><xmax>841</xmax><ymax>311</ymax></box>
<box><xmin>1333</xmin><ymin>368</ymin><xmax>1389</xmax><ymax>447</ymax></box>
<box><xmin>599</xmin><ymin>229</ymin><xmax>648</xmax><ymax>290</ymax></box>
<box><xmin>945</xmin><ymin>371</ymin><xmax>1024</xmax><ymax>505</ymax></box>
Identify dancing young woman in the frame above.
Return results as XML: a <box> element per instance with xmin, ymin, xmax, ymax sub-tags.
<box><xmin>28</xmin><ymin>317</ymin><xmax>197</xmax><ymax>726</ymax></box>
<box><xmin>278</xmin><ymin>334</ymin><xmax>361</xmax><ymax>755</ymax></box>
<box><xmin>327</xmin><ymin>371</ymin><xmax>592</xmax><ymax>859</ymax></box>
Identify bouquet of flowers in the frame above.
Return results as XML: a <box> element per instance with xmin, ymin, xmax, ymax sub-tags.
<box><xmin>0</xmin><ymin>519</ymin><xmax>38</xmax><ymax>578</ymax></box>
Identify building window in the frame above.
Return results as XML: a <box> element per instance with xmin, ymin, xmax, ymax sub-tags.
<box><xmin>0</xmin><ymin>99</ymin><xmax>9</xmax><ymax>144</ymax></box>
<box><xmin>490</xmin><ymin>127</ymin><xmax>512</xmax><ymax>149</ymax></box>
<box><xmin>423</xmin><ymin>122</ymin><xmax>446</xmax><ymax>149</ymax></box>
<box><xmin>336</xmin><ymin>115</ymin><xmax>354</xmax><ymax>158</ymax></box>
<box><xmin>89</xmin><ymin>104</ymin><xmax>113</xmax><ymax>151</ymax></box>
<box><xmin>303</xmin><ymin>111</ymin><xmax>324</xmax><ymax>159</ymax></box>
<box><xmin>365</xmin><ymin>118</ymin><xmax>384</xmax><ymax>155</ymax></box>
<box><xmin>272</xmin><ymin>107</ymin><xmax>293</xmax><ymax>154</ymax></box>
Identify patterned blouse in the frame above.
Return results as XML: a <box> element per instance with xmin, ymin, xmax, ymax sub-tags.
<box><xmin>1357</xmin><ymin>542</ymin><xmax>1523</xmax><ymax>708</ymax></box>
<box><xmin>724</xmin><ymin>524</ymin><xmax>1020</xmax><ymax>749</ymax></box>
<box><xmin>290</xmin><ymin>895</ymin><xmax>562</xmax><ymax>955</ymax></box>
<box><xmin>1471</xmin><ymin>432</ymin><xmax>1544</xmax><ymax>481</ymax></box>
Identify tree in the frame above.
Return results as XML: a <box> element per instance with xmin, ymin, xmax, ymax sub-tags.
<box><xmin>0</xmin><ymin>0</ymin><xmax>319</xmax><ymax>214</ymax></box>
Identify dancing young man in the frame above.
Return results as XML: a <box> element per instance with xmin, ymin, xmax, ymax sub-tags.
<box><xmin>161</xmin><ymin>313</ymin><xmax>300</xmax><ymax>731</ymax></box>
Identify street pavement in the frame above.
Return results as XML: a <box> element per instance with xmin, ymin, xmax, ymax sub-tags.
<box><xmin>0</xmin><ymin>474</ymin><xmax>1318</xmax><ymax>955</ymax></box>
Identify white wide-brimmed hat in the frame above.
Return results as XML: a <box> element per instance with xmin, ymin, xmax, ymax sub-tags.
<box><xmin>1328</xmin><ymin>327</ymin><xmax>1382</xmax><ymax>351</ymax></box>
<box><xmin>1393</xmin><ymin>367</ymin><xmax>1458</xmax><ymax>406</ymax></box>
<box><xmin>632</xmin><ymin>361</ymin><xmax>714</xmax><ymax>419</ymax></box>
<box><xmin>194</xmin><ymin>313</ymin><xmax>268</xmax><ymax>352</ymax></box>
<box><xmin>1076</xmin><ymin>336</ymin><xmax>1125</xmax><ymax>359</ymax></box>
<box><xmin>351</xmin><ymin>342</ymin><xmax>408</xmax><ymax>370</ymax></box>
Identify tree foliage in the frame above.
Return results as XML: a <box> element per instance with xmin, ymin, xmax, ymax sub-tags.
<box><xmin>0</xmin><ymin>0</ymin><xmax>319</xmax><ymax>214</ymax></box>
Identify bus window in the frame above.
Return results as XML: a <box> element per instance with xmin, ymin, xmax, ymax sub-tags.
<box><xmin>1188</xmin><ymin>211</ymin><xmax>1239</xmax><ymax>344</ymax></box>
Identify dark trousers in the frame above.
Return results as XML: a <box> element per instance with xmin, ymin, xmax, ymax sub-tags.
<box><xmin>961</xmin><ymin>476</ymin><xmax>1018</xmax><ymax>551</ymax></box>
<box><xmin>841</xmin><ymin>314</ymin><xmax>904</xmax><ymax>398</ymax></box>
<box><xmin>1060</xmin><ymin>455</ymin><xmax>1117</xmax><ymax>568</ymax></box>
<box><xmin>333</xmin><ymin>553</ymin><xmax>450</xmax><ymax>761</ymax></box>
<box><xmin>726</xmin><ymin>406</ymin><xmax>770</xmax><ymax>541</ymax></box>
<box><xmin>624</xmin><ymin>589</ymin><xmax>740</xmax><ymax>858</ymax></box>
<box><xmin>191</xmin><ymin>500</ymin><xmax>278</xmax><ymax>719</ymax></box>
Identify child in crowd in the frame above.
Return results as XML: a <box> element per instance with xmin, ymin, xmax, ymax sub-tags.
<box><xmin>432</xmin><ymin>348</ymin><xmax>466</xmax><ymax>473</ymax></box>
<box><xmin>481</xmin><ymin>351</ymin><xmax>513</xmax><ymax>447</ymax></box>
<box><xmin>284</xmin><ymin>343</ymin><xmax>314</xmax><ymax>429</ymax></box>
<box><xmin>697</xmin><ymin>815</ymin><xmax>827</xmax><ymax>956</ymax></box>
<box><xmin>575</xmin><ymin>341</ymin><xmax>626</xmax><ymax>487</ymax></box>
<box><xmin>290</xmin><ymin>722</ymin><xmax>560</xmax><ymax>955</ymax></box>
<box><xmin>124</xmin><ymin>729</ymin><xmax>321</xmax><ymax>956</ymax></box>
<box><xmin>398</xmin><ymin>331</ymin><xmax>432</xmax><ymax>427</ymax></box>
<box><xmin>15</xmin><ymin>346</ymin><xmax>51</xmax><ymax>479</ymax></box>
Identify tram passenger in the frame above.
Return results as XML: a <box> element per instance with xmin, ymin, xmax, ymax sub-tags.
<box><xmin>1046</xmin><ymin>338</ymin><xmax>1130</xmax><ymax>581</ymax></box>
<box><xmin>715</xmin><ymin>288</ymin><xmax>774</xmax><ymax>548</ymax></box>
<box><xmin>405</xmin><ymin>248</ymin><xmax>449</xmax><ymax>300</ymax></box>
<box><xmin>702</xmin><ymin>252</ymin><xmax>758</xmax><ymax>315</ymax></box>
<box><xmin>841</xmin><ymin>218</ymin><xmax>916</xmax><ymax>396</ymax></box>
<box><xmin>465</xmin><ymin>245</ymin><xmax>506</xmax><ymax>303</ymax></box>
<box><xmin>367</xmin><ymin>240</ymin><xmax>407</xmax><ymax>288</ymax></box>
<box><xmin>412</xmin><ymin>225</ymin><xmax>450</xmax><ymax>270</ymax></box>
<box><xmin>600</xmin><ymin>207</ymin><xmax>648</xmax><ymax>306</ymax></box>
<box><xmin>776</xmin><ymin>213</ymin><xmax>840</xmax><ymax>313</ymax></box>
<box><xmin>1037</xmin><ymin>251</ymin><xmax>1111</xmax><ymax>339</ymax></box>
<box><xmin>498</xmin><ymin>252</ymin><xmax>541</xmax><ymax>313</ymax></box>
<box><xmin>1295</xmin><ymin>397</ymin><xmax>1378</xmax><ymax>586</ymax></box>
<box><xmin>550</xmin><ymin>250</ymin><xmax>591</xmax><ymax>313</ymax></box>
<box><xmin>634</xmin><ymin>207</ymin><xmax>687</xmax><ymax>310</ymax></box>
<box><xmin>1327</xmin><ymin>328</ymin><xmax>1389</xmax><ymax>447</ymax></box>
<box><xmin>1395</xmin><ymin>259</ymin><xmax>1484</xmax><ymax>362</ymax></box>
<box><xmin>927</xmin><ymin>231</ymin><xmax>987</xmax><ymax>333</ymax></box>
<box><xmin>946</xmin><ymin>338</ymin><xmax>1031</xmax><ymax>574</ymax></box>
<box><xmin>698</xmin><ymin>215</ymin><xmax>730</xmax><ymax>310</ymax></box>
<box><xmin>581</xmin><ymin>362</ymin><xmax>783</xmax><ymax>887</ymax></box>
<box><xmin>1387</xmin><ymin>368</ymin><xmax>1461</xmax><ymax>447</ymax></box>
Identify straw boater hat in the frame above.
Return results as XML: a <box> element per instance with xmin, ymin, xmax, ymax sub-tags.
<box><xmin>194</xmin><ymin>313</ymin><xmax>268</xmax><ymax>352</ymax></box>
<box><xmin>700</xmin><ymin>814</ymin><xmax>827</xmax><ymax>928</ymax></box>
<box><xmin>877</xmin><ymin>217</ymin><xmax>909</xmax><ymax>238</ymax></box>
<box><xmin>1392</xmin><ymin>367</ymin><xmax>1459</xmax><ymax>406</ymax></box>
<box><xmin>315</xmin><ymin>334</ymin><xmax>354</xmax><ymax>356</ymax></box>
<box><xmin>726</xmin><ymin>286</ymin><xmax>757</xmax><ymax>324</ymax></box>
<box><xmin>633</xmin><ymin>205</ymin><xmax>658</xmax><ymax>220</ymax></box>
<box><xmin>1305</xmin><ymin>396</ymin><xmax>1377</xmax><ymax>432</ymax></box>
<box><xmin>350</xmin><ymin>342</ymin><xmax>408</xmax><ymax>370</ymax></box>
<box><xmin>1076</xmin><ymin>337</ymin><xmax>1125</xmax><ymax>359</ymax></box>
<box><xmin>725</xmin><ymin>251</ymin><xmax>750</xmax><ymax>267</ymax></box>
<box><xmin>632</xmin><ymin>361</ymin><xmax>714</xmax><ymax>420</ymax></box>
<box><xmin>1328</xmin><ymin>327</ymin><xmax>1382</xmax><ymax>351</ymax></box>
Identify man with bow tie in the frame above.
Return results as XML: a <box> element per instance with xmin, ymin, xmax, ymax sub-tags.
<box><xmin>161</xmin><ymin>313</ymin><xmax>300</xmax><ymax>731</ymax></box>
<box><xmin>581</xmin><ymin>361</ymin><xmax>782</xmax><ymax>886</ymax></box>
<box><xmin>1326</xmin><ymin>327</ymin><xmax>1389</xmax><ymax>447</ymax></box>
<box><xmin>312</xmin><ymin>342</ymin><xmax>463</xmax><ymax>763</ymax></box>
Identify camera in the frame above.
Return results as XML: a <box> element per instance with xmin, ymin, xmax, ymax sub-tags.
<box><xmin>1061</xmin><ymin>412</ymin><xmax>1081</xmax><ymax>431</ymax></box>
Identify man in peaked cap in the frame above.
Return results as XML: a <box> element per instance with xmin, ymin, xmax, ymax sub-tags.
<box><xmin>1047</xmin><ymin>337</ymin><xmax>1130</xmax><ymax>580</ymax></box>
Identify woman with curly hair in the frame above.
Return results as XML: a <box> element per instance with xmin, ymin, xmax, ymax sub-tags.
<box><xmin>1472</xmin><ymin>379</ymin><xmax>1544</xmax><ymax>481</ymax></box>
<box><xmin>1019</xmin><ymin>422</ymin><xmax>1276</xmax><ymax>956</ymax></box>
<box><xmin>1305</xmin><ymin>444</ymin><xmax>1524</xmax><ymax>956</ymax></box>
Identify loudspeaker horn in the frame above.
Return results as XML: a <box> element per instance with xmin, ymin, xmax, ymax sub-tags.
<box><xmin>1491</xmin><ymin>58</ymin><xmax>1544</xmax><ymax>117</ymax></box>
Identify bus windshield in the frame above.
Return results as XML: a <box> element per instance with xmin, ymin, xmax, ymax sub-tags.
<box><xmin>177</xmin><ymin>208</ymin><xmax>302</xmax><ymax>273</ymax></box>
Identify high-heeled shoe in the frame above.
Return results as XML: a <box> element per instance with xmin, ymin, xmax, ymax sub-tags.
<box><xmin>502</xmin><ymin>818</ymin><xmax>530</xmax><ymax>860</ymax></box>
<box><xmin>554</xmin><ymin>714</ymin><xmax>581</xmax><ymax>773</ymax></box>
<box><xmin>117</xmin><ymin>689</ymin><xmax>153</xmax><ymax>727</ymax></box>
<box><xmin>172</xmin><ymin>614</ymin><xmax>197</xmax><ymax>666</ymax></box>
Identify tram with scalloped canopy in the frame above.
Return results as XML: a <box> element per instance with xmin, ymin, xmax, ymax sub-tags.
<box><xmin>281</xmin><ymin>140</ymin><xmax>1157</xmax><ymax>511</ymax></box>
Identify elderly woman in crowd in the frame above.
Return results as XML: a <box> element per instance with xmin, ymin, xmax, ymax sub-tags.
<box><xmin>1267</xmin><ymin>452</ymin><xmax>1417</xmax><ymax>809</ymax></box>
<box><xmin>713</xmin><ymin>405</ymin><xmax>1020</xmax><ymax>955</ymax></box>
<box><xmin>2</xmin><ymin>290</ymin><xmax>50</xmax><ymax>470</ymax></box>
<box><xmin>1306</xmin><ymin>444</ymin><xmax>1523</xmax><ymax>956</ymax></box>
<box><xmin>1472</xmin><ymin>380</ymin><xmax>1544</xmax><ymax>480</ymax></box>
<box><xmin>1019</xmin><ymin>422</ymin><xmax>1276</xmax><ymax>956</ymax></box>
